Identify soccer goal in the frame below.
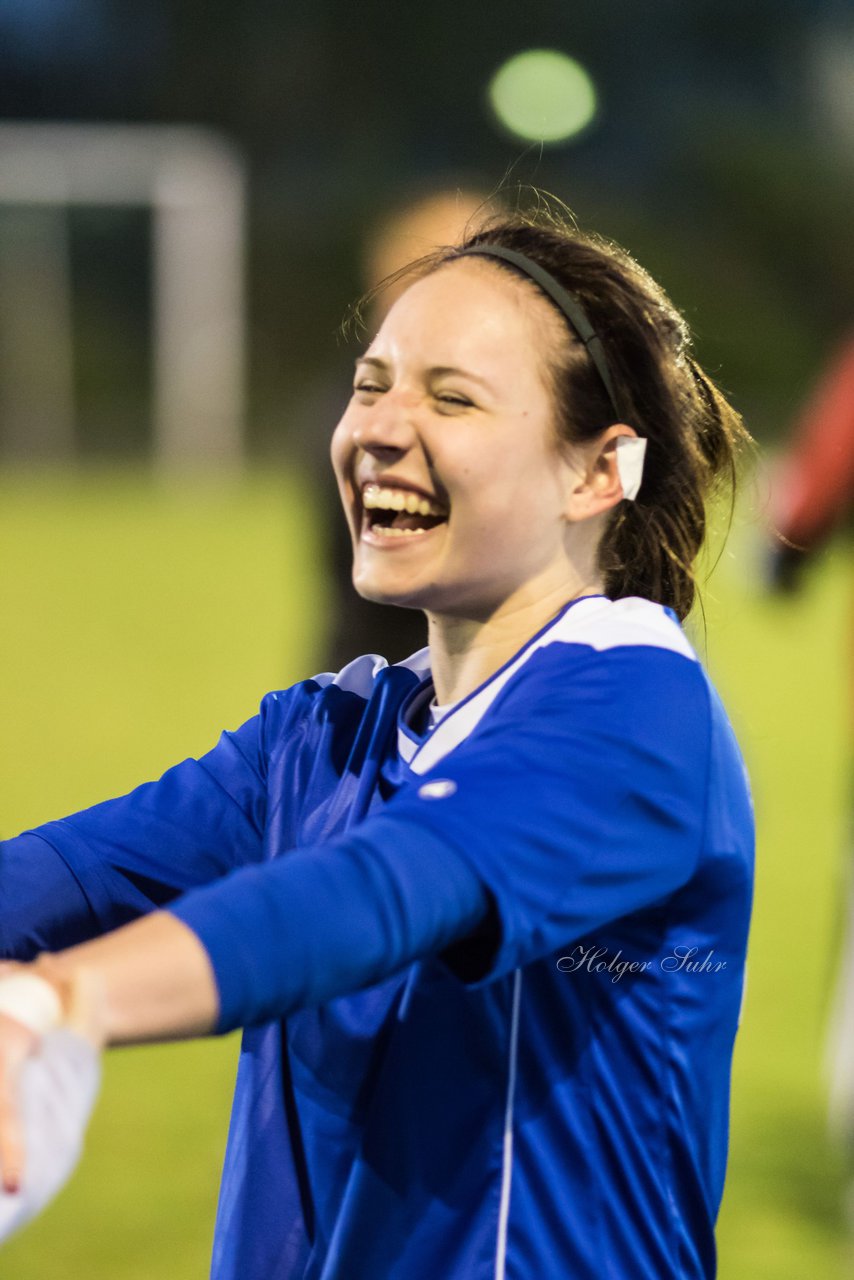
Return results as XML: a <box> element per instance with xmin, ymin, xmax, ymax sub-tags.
<box><xmin>0</xmin><ymin>122</ymin><xmax>246</xmax><ymax>467</ymax></box>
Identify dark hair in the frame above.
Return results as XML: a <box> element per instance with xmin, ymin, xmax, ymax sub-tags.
<box><xmin>415</xmin><ymin>212</ymin><xmax>751</xmax><ymax>621</ymax></box>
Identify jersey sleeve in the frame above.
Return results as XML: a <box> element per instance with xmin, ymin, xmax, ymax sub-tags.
<box><xmin>168</xmin><ymin>642</ymin><xmax>716</xmax><ymax>1032</ymax></box>
<box><xmin>0</xmin><ymin>696</ymin><xmax>278</xmax><ymax>959</ymax></box>
<box><xmin>389</xmin><ymin>642</ymin><xmax>713</xmax><ymax>982</ymax></box>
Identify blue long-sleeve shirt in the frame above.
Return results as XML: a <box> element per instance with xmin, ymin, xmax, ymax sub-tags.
<box><xmin>1</xmin><ymin>595</ymin><xmax>754</xmax><ymax>1280</ymax></box>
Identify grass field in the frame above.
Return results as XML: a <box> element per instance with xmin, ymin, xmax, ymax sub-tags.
<box><xmin>0</xmin><ymin>467</ymin><xmax>850</xmax><ymax>1277</ymax></box>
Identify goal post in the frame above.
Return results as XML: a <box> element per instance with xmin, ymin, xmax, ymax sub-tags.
<box><xmin>0</xmin><ymin>123</ymin><xmax>247</xmax><ymax>467</ymax></box>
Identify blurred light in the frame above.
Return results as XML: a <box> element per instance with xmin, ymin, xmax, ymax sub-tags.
<box><xmin>488</xmin><ymin>49</ymin><xmax>598</xmax><ymax>145</ymax></box>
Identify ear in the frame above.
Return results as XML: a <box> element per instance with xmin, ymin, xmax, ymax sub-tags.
<box><xmin>562</xmin><ymin>425</ymin><xmax>639</xmax><ymax>522</ymax></box>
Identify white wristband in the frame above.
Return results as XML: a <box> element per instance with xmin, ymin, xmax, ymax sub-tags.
<box><xmin>0</xmin><ymin>974</ymin><xmax>63</xmax><ymax>1036</ymax></box>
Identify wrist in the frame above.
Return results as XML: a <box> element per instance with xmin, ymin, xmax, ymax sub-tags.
<box><xmin>30</xmin><ymin>955</ymin><xmax>109</xmax><ymax>1048</ymax></box>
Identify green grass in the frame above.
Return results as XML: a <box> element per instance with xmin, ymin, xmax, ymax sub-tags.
<box><xmin>0</xmin><ymin>467</ymin><xmax>326</xmax><ymax>1278</ymax></box>
<box><xmin>702</xmin><ymin>523</ymin><xmax>851</xmax><ymax>1277</ymax></box>
<box><xmin>0</xmin><ymin>468</ymin><xmax>850</xmax><ymax>1277</ymax></box>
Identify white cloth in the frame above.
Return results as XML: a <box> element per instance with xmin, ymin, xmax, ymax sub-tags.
<box><xmin>0</xmin><ymin>1029</ymin><xmax>101</xmax><ymax>1244</ymax></box>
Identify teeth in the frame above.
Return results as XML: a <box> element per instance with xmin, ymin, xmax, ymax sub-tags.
<box><xmin>363</xmin><ymin>484</ymin><xmax>445</xmax><ymax>517</ymax></box>
<box><xmin>371</xmin><ymin>524</ymin><xmax>428</xmax><ymax>537</ymax></box>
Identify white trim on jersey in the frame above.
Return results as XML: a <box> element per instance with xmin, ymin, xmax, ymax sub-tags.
<box><xmin>404</xmin><ymin>596</ymin><xmax>697</xmax><ymax>776</ymax></box>
<box><xmin>495</xmin><ymin>969</ymin><xmax>522</xmax><ymax>1280</ymax></box>
<box><xmin>312</xmin><ymin>648</ymin><xmax>433</xmax><ymax>701</ymax></box>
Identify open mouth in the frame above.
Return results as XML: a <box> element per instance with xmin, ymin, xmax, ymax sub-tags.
<box><xmin>361</xmin><ymin>483</ymin><xmax>448</xmax><ymax>539</ymax></box>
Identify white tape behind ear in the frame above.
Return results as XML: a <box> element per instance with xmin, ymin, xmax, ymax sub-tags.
<box><xmin>615</xmin><ymin>436</ymin><xmax>647</xmax><ymax>501</ymax></box>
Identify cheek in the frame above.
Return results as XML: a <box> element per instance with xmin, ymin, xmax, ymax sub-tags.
<box><xmin>453</xmin><ymin>447</ymin><xmax>551</xmax><ymax>514</ymax></box>
<box><xmin>330</xmin><ymin>418</ymin><xmax>359</xmax><ymax>502</ymax></box>
<box><xmin>328</xmin><ymin>425</ymin><xmax>358</xmax><ymax>534</ymax></box>
<box><xmin>329</xmin><ymin>419</ymin><xmax>348</xmax><ymax>475</ymax></box>
<box><xmin>448</xmin><ymin>458</ymin><xmax>567</xmax><ymax>554</ymax></box>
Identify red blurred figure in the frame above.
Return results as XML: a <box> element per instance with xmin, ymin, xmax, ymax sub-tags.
<box><xmin>770</xmin><ymin>335</ymin><xmax>854</xmax><ymax>1166</ymax></box>
<box><xmin>770</xmin><ymin>335</ymin><xmax>854</xmax><ymax>591</ymax></box>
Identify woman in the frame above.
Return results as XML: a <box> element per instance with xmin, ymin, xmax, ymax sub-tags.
<box><xmin>0</xmin><ymin>211</ymin><xmax>754</xmax><ymax>1279</ymax></box>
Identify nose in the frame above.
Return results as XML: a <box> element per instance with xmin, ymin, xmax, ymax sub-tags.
<box><xmin>350</xmin><ymin>388</ymin><xmax>419</xmax><ymax>459</ymax></box>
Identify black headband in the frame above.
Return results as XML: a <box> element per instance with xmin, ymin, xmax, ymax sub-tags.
<box><xmin>454</xmin><ymin>243</ymin><xmax>621</xmax><ymax>420</ymax></box>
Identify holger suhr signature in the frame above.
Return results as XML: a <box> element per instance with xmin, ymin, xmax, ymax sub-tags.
<box><xmin>556</xmin><ymin>945</ymin><xmax>727</xmax><ymax>984</ymax></box>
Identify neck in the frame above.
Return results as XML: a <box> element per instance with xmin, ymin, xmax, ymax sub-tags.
<box><xmin>426</xmin><ymin>575</ymin><xmax>603</xmax><ymax>706</ymax></box>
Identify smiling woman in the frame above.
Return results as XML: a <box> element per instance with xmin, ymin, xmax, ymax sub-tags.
<box><xmin>336</xmin><ymin>256</ymin><xmax>594</xmax><ymax>637</ymax></box>
<box><xmin>0</xmin><ymin>206</ymin><xmax>754</xmax><ymax>1280</ymax></box>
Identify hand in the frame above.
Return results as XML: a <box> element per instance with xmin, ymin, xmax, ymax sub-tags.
<box><xmin>0</xmin><ymin>1008</ymin><xmax>39</xmax><ymax>1194</ymax></box>
<box><xmin>0</xmin><ymin>965</ymin><xmax>103</xmax><ymax>1244</ymax></box>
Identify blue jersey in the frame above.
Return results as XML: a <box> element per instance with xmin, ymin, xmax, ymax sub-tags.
<box><xmin>0</xmin><ymin>595</ymin><xmax>754</xmax><ymax>1279</ymax></box>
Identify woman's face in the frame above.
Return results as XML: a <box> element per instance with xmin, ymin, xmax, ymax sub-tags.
<box><xmin>331</xmin><ymin>257</ymin><xmax>592</xmax><ymax>620</ymax></box>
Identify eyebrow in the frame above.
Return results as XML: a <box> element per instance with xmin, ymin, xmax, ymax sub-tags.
<box><xmin>354</xmin><ymin>355</ymin><xmax>495</xmax><ymax>391</ymax></box>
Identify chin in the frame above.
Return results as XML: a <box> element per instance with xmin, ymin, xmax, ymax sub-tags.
<box><xmin>353</xmin><ymin>578</ymin><xmax>426</xmax><ymax>610</ymax></box>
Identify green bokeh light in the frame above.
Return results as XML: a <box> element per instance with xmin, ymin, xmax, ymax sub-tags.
<box><xmin>488</xmin><ymin>49</ymin><xmax>598</xmax><ymax>145</ymax></box>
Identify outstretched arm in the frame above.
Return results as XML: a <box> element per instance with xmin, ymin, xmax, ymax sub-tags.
<box><xmin>36</xmin><ymin>911</ymin><xmax>220</xmax><ymax>1044</ymax></box>
<box><xmin>1</xmin><ymin>701</ymin><xmax>272</xmax><ymax>962</ymax></box>
<box><xmin>0</xmin><ymin>640</ymin><xmax>736</xmax><ymax>1212</ymax></box>
<box><xmin>0</xmin><ymin>828</ymin><xmax>488</xmax><ymax>1199</ymax></box>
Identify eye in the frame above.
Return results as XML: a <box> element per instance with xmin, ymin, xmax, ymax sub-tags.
<box><xmin>435</xmin><ymin>392</ymin><xmax>474</xmax><ymax>409</ymax></box>
<box><xmin>352</xmin><ymin>379</ymin><xmax>387</xmax><ymax>398</ymax></box>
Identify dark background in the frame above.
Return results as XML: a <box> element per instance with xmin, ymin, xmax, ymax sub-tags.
<box><xmin>2</xmin><ymin>0</ymin><xmax>853</xmax><ymax>457</ymax></box>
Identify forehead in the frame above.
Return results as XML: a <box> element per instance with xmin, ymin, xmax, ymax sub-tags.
<box><xmin>367</xmin><ymin>257</ymin><xmax>566</xmax><ymax>376</ymax></box>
